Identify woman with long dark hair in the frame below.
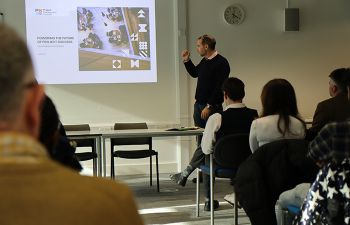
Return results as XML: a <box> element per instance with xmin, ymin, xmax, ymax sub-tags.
<box><xmin>249</xmin><ymin>79</ymin><xmax>306</xmax><ymax>152</ymax></box>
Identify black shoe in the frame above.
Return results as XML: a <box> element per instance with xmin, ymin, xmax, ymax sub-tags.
<box><xmin>169</xmin><ymin>173</ymin><xmax>187</xmax><ymax>187</ymax></box>
<box><xmin>204</xmin><ymin>200</ymin><xmax>219</xmax><ymax>211</ymax></box>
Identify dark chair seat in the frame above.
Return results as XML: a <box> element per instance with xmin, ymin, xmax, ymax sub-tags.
<box><xmin>76</xmin><ymin>152</ymin><xmax>98</xmax><ymax>161</ymax></box>
<box><xmin>200</xmin><ymin>165</ymin><xmax>237</xmax><ymax>178</ymax></box>
<box><xmin>112</xmin><ymin>150</ymin><xmax>157</xmax><ymax>159</ymax></box>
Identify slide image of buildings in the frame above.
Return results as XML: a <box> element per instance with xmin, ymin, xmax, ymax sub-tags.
<box><xmin>77</xmin><ymin>7</ymin><xmax>151</xmax><ymax>71</ymax></box>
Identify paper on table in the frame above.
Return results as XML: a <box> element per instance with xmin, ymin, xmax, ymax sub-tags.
<box><xmin>165</xmin><ymin>126</ymin><xmax>200</xmax><ymax>131</ymax></box>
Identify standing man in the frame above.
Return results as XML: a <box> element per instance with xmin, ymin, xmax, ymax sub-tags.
<box><xmin>182</xmin><ymin>34</ymin><xmax>230</xmax><ymax>129</ymax></box>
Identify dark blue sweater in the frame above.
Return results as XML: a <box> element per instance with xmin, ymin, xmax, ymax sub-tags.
<box><xmin>184</xmin><ymin>54</ymin><xmax>230</xmax><ymax>105</ymax></box>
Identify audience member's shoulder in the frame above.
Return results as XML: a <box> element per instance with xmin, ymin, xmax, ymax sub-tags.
<box><xmin>247</xmin><ymin>107</ymin><xmax>258</xmax><ymax>116</ymax></box>
<box><xmin>254</xmin><ymin>115</ymin><xmax>278</xmax><ymax>123</ymax></box>
<box><xmin>323</xmin><ymin>120</ymin><xmax>350</xmax><ymax>131</ymax></box>
<box><xmin>317</xmin><ymin>93</ymin><xmax>347</xmax><ymax>107</ymax></box>
<box><xmin>317</xmin><ymin>97</ymin><xmax>334</xmax><ymax>107</ymax></box>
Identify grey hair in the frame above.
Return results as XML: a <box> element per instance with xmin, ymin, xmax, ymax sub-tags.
<box><xmin>0</xmin><ymin>24</ymin><xmax>33</xmax><ymax>122</ymax></box>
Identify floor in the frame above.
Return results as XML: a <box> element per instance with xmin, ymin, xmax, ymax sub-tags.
<box><xmin>117</xmin><ymin>173</ymin><xmax>252</xmax><ymax>225</ymax></box>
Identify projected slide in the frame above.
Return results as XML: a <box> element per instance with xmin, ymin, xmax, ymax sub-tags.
<box><xmin>25</xmin><ymin>0</ymin><xmax>156</xmax><ymax>84</ymax></box>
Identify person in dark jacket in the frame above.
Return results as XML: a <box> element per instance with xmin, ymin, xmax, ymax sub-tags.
<box><xmin>306</xmin><ymin>68</ymin><xmax>350</xmax><ymax>140</ymax></box>
<box><xmin>293</xmin><ymin>74</ymin><xmax>350</xmax><ymax>225</ymax></box>
<box><xmin>235</xmin><ymin>139</ymin><xmax>319</xmax><ymax>225</ymax></box>
<box><xmin>40</xmin><ymin>95</ymin><xmax>82</xmax><ymax>171</ymax></box>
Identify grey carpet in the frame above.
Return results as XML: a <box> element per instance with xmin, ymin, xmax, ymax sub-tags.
<box><xmin>117</xmin><ymin>174</ymin><xmax>252</xmax><ymax>225</ymax></box>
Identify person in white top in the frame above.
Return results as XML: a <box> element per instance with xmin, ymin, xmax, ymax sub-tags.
<box><xmin>170</xmin><ymin>77</ymin><xmax>258</xmax><ymax>211</ymax></box>
<box><xmin>249</xmin><ymin>78</ymin><xmax>306</xmax><ymax>153</ymax></box>
<box><xmin>224</xmin><ymin>79</ymin><xmax>306</xmax><ymax>207</ymax></box>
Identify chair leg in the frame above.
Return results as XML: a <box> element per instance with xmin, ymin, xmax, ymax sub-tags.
<box><xmin>149</xmin><ymin>155</ymin><xmax>153</xmax><ymax>187</ymax></box>
<box><xmin>210</xmin><ymin>154</ymin><xmax>214</xmax><ymax>225</ymax></box>
<box><xmin>92</xmin><ymin>157</ymin><xmax>97</xmax><ymax>177</ymax></box>
<box><xmin>196</xmin><ymin>168</ymin><xmax>200</xmax><ymax>217</ymax></box>
<box><xmin>111</xmin><ymin>154</ymin><xmax>115</xmax><ymax>179</ymax></box>
<box><xmin>156</xmin><ymin>153</ymin><xmax>159</xmax><ymax>192</ymax></box>
<box><xmin>234</xmin><ymin>189</ymin><xmax>238</xmax><ymax>225</ymax></box>
<box><xmin>92</xmin><ymin>142</ymin><xmax>97</xmax><ymax>177</ymax></box>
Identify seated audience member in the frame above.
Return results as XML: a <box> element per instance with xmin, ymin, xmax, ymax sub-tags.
<box><xmin>293</xmin><ymin>76</ymin><xmax>350</xmax><ymax>225</ymax></box>
<box><xmin>234</xmin><ymin>78</ymin><xmax>306</xmax><ymax>219</ymax></box>
<box><xmin>0</xmin><ymin>24</ymin><xmax>143</xmax><ymax>225</ymax></box>
<box><xmin>249</xmin><ymin>78</ymin><xmax>306</xmax><ymax>153</ymax></box>
<box><xmin>306</xmin><ymin>68</ymin><xmax>350</xmax><ymax>140</ymax></box>
<box><xmin>277</xmin><ymin>69</ymin><xmax>350</xmax><ymax>224</ymax></box>
<box><xmin>170</xmin><ymin>77</ymin><xmax>258</xmax><ymax>211</ymax></box>
<box><xmin>294</xmin><ymin>124</ymin><xmax>350</xmax><ymax>224</ymax></box>
<box><xmin>40</xmin><ymin>95</ymin><xmax>82</xmax><ymax>171</ymax></box>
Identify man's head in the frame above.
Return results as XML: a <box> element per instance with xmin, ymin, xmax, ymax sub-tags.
<box><xmin>0</xmin><ymin>24</ymin><xmax>44</xmax><ymax>137</ymax></box>
<box><xmin>196</xmin><ymin>34</ymin><xmax>216</xmax><ymax>57</ymax></box>
<box><xmin>222</xmin><ymin>77</ymin><xmax>245</xmax><ymax>105</ymax></box>
<box><xmin>328</xmin><ymin>68</ymin><xmax>350</xmax><ymax>97</ymax></box>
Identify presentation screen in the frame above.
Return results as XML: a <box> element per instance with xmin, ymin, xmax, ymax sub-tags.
<box><xmin>25</xmin><ymin>0</ymin><xmax>157</xmax><ymax>84</ymax></box>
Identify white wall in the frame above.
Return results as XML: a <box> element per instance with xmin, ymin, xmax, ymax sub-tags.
<box><xmin>1</xmin><ymin>0</ymin><xmax>350</xmax><ymax>175</ymax></box>
<box><xmin>186</xmin><ymin>0</ymin><xmax>350</xmax><ymax>118</ymax></box>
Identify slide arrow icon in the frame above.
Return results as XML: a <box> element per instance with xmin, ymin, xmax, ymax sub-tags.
<box><xmin>138</xmin><ymin>9</ymin><xmax>145</xmax><ymax>18</ymax></box>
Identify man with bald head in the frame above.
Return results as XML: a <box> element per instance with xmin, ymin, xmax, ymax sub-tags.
<box><xmin>0</xmin><ymin>24</ymin><xmax>143</xmax><ymax>225</ymax></box>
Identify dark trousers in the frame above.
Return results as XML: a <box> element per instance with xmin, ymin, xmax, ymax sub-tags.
<box><xmin>189</xmin><ymin>146</ymin><xmax>205</xmax><ymax>169</ymax></box>
<box><xmin>189</xmin><ymin>147</ymin><xmax>218</xmax><ymax>200</ymax></box>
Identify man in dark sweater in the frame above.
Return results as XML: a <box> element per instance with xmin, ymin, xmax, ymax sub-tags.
<box><xmin>182</xmin><ymin>34</ymin><xmax>230</xmax><ymax>128</ymax></box>
<box><xmin>182</xmin><ymin>34</ymin><xmax>230</xmax><ymax>184</ymax></box>
<box><xmin>170</xmin><ymin>77</ymin><xmax>258</xmax><ymax>211</ymax></box>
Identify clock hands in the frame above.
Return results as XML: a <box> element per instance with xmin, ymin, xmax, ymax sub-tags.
<box><xmin>232</xmin><ymin>13</ymin><xmax>240</xmax><ymax>19</ymax></box>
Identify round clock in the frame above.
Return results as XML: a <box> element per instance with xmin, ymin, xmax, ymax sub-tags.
<box><xmin>224</xmin><ymin>4</ymin><xmax>245</xmax><ymax>25</ymax></box>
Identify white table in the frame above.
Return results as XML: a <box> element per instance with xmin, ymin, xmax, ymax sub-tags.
<box><xmin>101</xmin><ymin>128</ymin><xmax>204</xmax><ymax>177</ymax></box>
<box><xmin>67</xmin><ymin>128</ymin><xmax>204</xmax><ymax>177</ymax></box>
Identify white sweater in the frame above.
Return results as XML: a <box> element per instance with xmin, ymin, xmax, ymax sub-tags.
<box><xmin>249</xmin><ymin>115</ymin><xmax>305</xmax><ymax>153</ymax></box>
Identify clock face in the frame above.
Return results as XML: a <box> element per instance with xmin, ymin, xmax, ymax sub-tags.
<box><xmin>224</xmin><ymin>5</ymin><xmax>245</xmax><ymax>25</ymax></box>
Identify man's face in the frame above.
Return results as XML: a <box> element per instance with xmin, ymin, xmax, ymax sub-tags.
<box><xmin>196</xmin><ymin>39</ymin><xmax>207</xmax><ymax>57</ymax></box>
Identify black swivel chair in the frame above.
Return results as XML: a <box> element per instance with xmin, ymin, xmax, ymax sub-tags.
<box><xmin>64</xmin><ymin>124</ymin><xmax>98</xmax><ymax>176</ymax></box>
<box><xmin>110</xmin><ymin>123</ymin><xmax>160</xmax><ymax>192</ymax></box>
<box><xmin>196</xmin><ymin>133</ymin><xmax>251</xmax><ymax>225</ymax></box>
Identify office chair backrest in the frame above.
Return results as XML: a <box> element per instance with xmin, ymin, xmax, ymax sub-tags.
<box><xmin>64</xmin><ymin>124</ymin><xmax>90</xmax><ymax>131</ymax></box>
<box><xmin>112</xmin><ymin>122</ymin><xmax>151</xmax><ymax>146</ymax></box>
<box><xmin>214</xmin><ymin>133</ymin><xmax>251</xmax><ymax>169</ymax></box>
<box><xmin>63</xmin><ymin>124</ymin><xmax>94</xmax><ymax>148</ymax></box>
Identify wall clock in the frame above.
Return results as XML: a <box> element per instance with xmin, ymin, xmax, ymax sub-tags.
<box><xmin>224</xmin><ymin>4</ymin><xmax>245</xmax><ymax>25</ymax></box>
